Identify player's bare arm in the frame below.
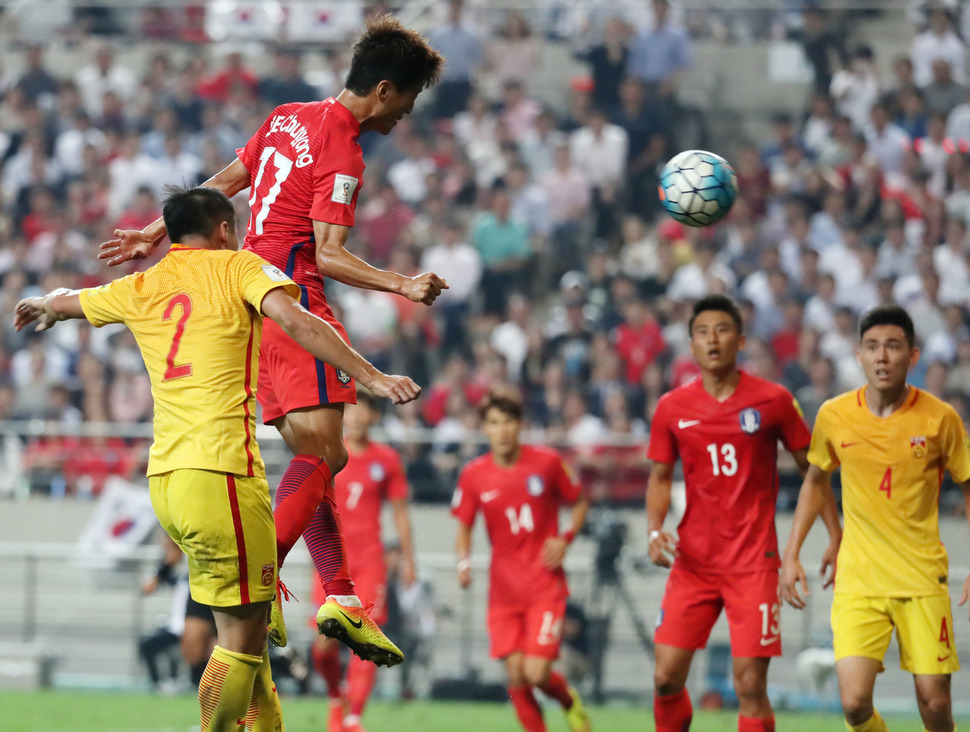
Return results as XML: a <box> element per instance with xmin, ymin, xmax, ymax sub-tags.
<box><xmin>791</xmin><ymin>447</ymin><xmax>842</xmax><ymax>589</ymax></box>
<box><xmin>542</xmin><ymin>494</ymin><xmax>590</xmax><ymax>570</ymax></box>
<box><xmin>313</xmin><ymin>219</ymin><xmax>448</xmax><ymax>306</ymax></box>
<box><xmin>260</xmin><ymin>287</ymin><xmax>420</xmax><ymax>405</ymax></box>
<box><xmin>14</xmin><ymin>289</ymin><xmax>84</xmax><ymax>331</ymax></box>
<box><xmin>391</xmin><ymin>497</ymin><xmax>418</xmax><ymax>586</ymax></box>
<box><xmin>99</xmin><ymin>159</ymin><xmax>252</xmax><ymax>266</ymax></box>
<box><xmin>781</xmin><ymin>463</ymin><xmax>836</xmax><ymax>609</ymax></box>
<box><xmin>958</xmin><ymin>479</ymin><xmax>970</xmax><ymax>620</ymax></box>
<box><xmin>646</xmin><ymin>460</ymin><xmax>678</xmax><ymax>568</ymax></box>
<box><xmin>455</xmin><ymin>522</ymin><xmax>473</xmax><ymax>588</ymax></box>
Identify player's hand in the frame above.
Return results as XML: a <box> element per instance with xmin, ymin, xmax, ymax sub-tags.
<box><xmin>457</xmin><ymin>564</ymin><xmax>472</xmax><ymax>589</ymax></box>
<box><xmin>780</xmin><ymin>556</ymin><xmax>809</xmax><ymax>609</ymax></box>
<box><xmin>402</xmin><ymin>557</ymin><xmax>417</xmax><ymax>588</ymax></box>
<box><xmin>142</xmin><ymin>576</ymin><xmax>160</xmax><ymax>595</ymax></box>
<box><xmin>98</xmin><ymin>229</ymin><xmax>159</xmax><ymax>267</ymax></box>
<box><xmin>14</xmin><ymin>294</ymin><xmax>63</xmax><ymax>332</ymax></box>
<box><xmin>959</xmin><ymin>572</ymin><xmax>970</xmax><ymax>620</ymax></box>
<box><xmin>542</xmin><ymin>536</ymin><xmax>568</xmax><ymax>570</ymax></box>
<box><xmin>400</xmin><ymin>272</ymin><xmax>449</xmax><ymax>306</ymax></box>
<box><xmin>819</xmin><ymin>540</ymin><xmax>838</xmax><ymax>590</ymax></box>
<box><xmin>368</xmin><ymin>374</ymin><xmax>421</xmax><ymax>405</ymax></box>
<box><xmin>647</xmin><ymin>530</ymin><xmax>677</xmax><ymax>568</ymax></box>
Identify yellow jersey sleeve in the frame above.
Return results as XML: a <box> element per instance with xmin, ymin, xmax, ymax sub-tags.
<box><xmin>231</xmin><ymin>250</ymin><xmax>300</xmax><ymax>314</ymax></box>
<box><xmin>78</xmin><ymin>276</ymin><xmax>136</xmax><ymax>327</ymax></box>
<box><xmin>940</xmin><ymin>405</ymin><xmax>970</xmax><ymax>484</ymax></box>
<box><xmin>807</xmin><ymin>401</ymin><xmax>840</xmax><ymax>472</ymax></box>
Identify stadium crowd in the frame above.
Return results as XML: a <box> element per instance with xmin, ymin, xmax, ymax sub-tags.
<box><xmin>0</xmin><ymin>1</ymin><xmax>969</xmax><ymax>504</ymax></box>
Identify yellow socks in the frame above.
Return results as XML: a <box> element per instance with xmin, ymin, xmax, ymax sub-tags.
<box><xmin>846</xmin><ymin>709</ymin><xmax>889</xmax><ymax>732</ymax></box>
<box><xmin>199</xmin><ymin>645</ymin><xmax>262</xmax><ymax>732</ymax></box>
<box><xmin>250</xmin><ymin>648</ymin><xmax>285</xmax><ymax>732</ymax></box>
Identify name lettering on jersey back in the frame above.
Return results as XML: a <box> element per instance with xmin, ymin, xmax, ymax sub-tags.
<box><xmin>267</xmin><ymin>114</ymin><xmax>314</xmax><ymax>168</ymax></box>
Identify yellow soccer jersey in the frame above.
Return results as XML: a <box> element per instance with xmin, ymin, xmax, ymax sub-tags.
<box><xmin>79</xmin><ymin>244</ymin><xmax>299</xmax><ymax>478</ymax></box>
<box><xmin>809</xmin><ymin>386</ymin><xmax>970</xmax><ymax>597</ymax></box>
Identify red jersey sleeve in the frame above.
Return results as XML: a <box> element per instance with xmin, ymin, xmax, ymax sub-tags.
<box><xmin>551</xmin><ymin>453</ymin><xmax>582</xmax><ymax>504</ymax></box>
<box><xmin>384</xmin><ymin>450</ymin><xmax>410</xmax><ymax>502</ymax></box>
<box><xmin>451</xmin><ymin>466</ymin><xmax>479</xmax><ymax>527</ymax></box>
<box><xmin>776</xmin><ymin>388</ymin><xmax>812</xmax><ymax>452</ymax></box>
<box><xmin>647</xmin><ymin>395</ymin><xmax>678</xmax><ymax>464</ymax></box>
<box><xmin>308</xmin><ymin>131</ymin><xmax>364</xmax><ymax>228</ymax></box>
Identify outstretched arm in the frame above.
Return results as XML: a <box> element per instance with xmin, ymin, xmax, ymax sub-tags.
<box><xmin>14</xmin><ymin>289</ymin><xmax>84</xmax><ymax>331</ymax></box>
<box><xmin>260</xmin><ymin>287</ymin><xmax>420</xmax><ymax>405</ymax></box>
<box><xmin>313</xmin><ymin>219</ymin><xmax>448</xmax><ymax>306</ymax></box>
<box><xmin>646</xmin><ymin>460</ymin><xmax>678</xmax><ymax>568</ymax></box>
<box><xmin>99</xmin><ymin>159</ymin><xmax>252</xmax><ymax>266</ymax></box>
<box><xmin>781</xmin><ymin>464</ymin><xmax>836</xmax><ymax>609</ymax></box>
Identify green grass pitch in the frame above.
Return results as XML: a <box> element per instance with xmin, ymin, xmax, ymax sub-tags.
<box><xmin>1</xmin><ymin>690</ymin><xmax>960</xmax><ymax>731</ymax></box>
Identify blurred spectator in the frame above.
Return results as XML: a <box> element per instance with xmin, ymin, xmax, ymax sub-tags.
<box><xmin>830</xmin><ymin>45</ymin><xmax>879</xmax><ymax>131</ymax></box>
<box><xmin>194</xmin><ymin>50</ymin><xmax>258</xmax><ymax>105</ymax></box>
<box><xmin>15</xmin><ymin>45</ymin><xmax>60</xmax><ymax>107</ymax></box>
<box><xmin>570</xmin><ymin>107</ymin><xmax>628</xmax><ymax>240</ymax></box>
<box><xmin>490</xmin><ymin>293</ymin><xmax>533</xmax><ymax>382</ymax></box>
<box><xmin>359</xmin><ymin>183</ymin><xmax>415</xmax><ymax>267</ymax></box>
<box><xmin>911</xmin><ymin>5</ymin><xmax>965</xmax><ymax>88</ymax></box>
<box><xmin>258</xmin><ymin>49</ymin><xmax>319</xmax><ymax>106</ymax></box>
<box><xmin>429</xmin><ymin>0</ymin><xmax>484</xmax><ymax>119</ymax></box>
<box><xmin>800</xmin><ymin>6</ymin><xmax>846</xmax><ymax>95</ymax></box>
<box><xmin>55</xmin><ymin>110</ymin><xmax>107</xmax><ymax>178</ymax></box>
<box><xmin>485</xmin><ymin>10</ymin><xmax>540</xmax><ymax>94</ymax></box>
<box><xmin>923</xmin><ymin>58</ymin><xmax>966</xmax><ymax>117</ymax></box>
<box><xmin>75</xmin><ymin>44</ymin><xmax>137</xmax><ymax>118</ymax></box>
<box><xmin>611</xmin><ymin>297</ymin><xmax>665</xmax><ymax>385</ymax></box>
<box><xmin>499</xmin><ymin>79</ymin><xmax>541</xmax><ymax>142</ymax></box>
<box><xmin>924</xmin><ymin>303</ymin><xmax>969</xmax><ymax>364</ymax></box>
<box><xmin>626</xmin><ymin>0</ymin><xmax>692</xmax><ymax>103</ymax></box>
<box><xmin>574</xmin><ymin>16</ymin><xmax>632</xmax><ymax>114</ymax></box>
<box><xmin>519</xmin><ymin>107</ymin><xmax>565</xmax><ymax>180</ymax></box>
<box><xmin>471</xmin><ymin>187</ymin><xmax>532</xmax><ymax>317</ymax></box>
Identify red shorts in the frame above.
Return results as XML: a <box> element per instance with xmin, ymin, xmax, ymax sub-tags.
<box><xmin>654</xmin><ymin>565</ymin><xmax>782</xmax><ymax>658</ymax></box>
<box><xmin>258</xmin><ymin>284</ymin><xmax>357</xmax><ymax>424</ymax></box>
<box><xmin>487</xmin><ymin>596</ymin><xmax>567</xmax><ymax>660</ymax></box>
<box><xmin>310</xmin><ymin>556</ymin><xmax>388</xmax><ymax>626</ymax></box>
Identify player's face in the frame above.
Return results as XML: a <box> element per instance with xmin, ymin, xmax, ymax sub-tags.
<box><xmin>482</xmin><ymin>408</ymin><xmax>522</xmax><ymax>459</ymax></box>
<box><xmin>689</xmin><ymin>310</ymin><xmax>744</xmax><ymax>373</ymax></box>
<box><xmin>856</xmin><ymin>324</ymin><xmax>919</xmax><ymax>392</ymax></box>
<box><xmin>343</xmin><ymin>401</ymin><xmax>374</xmax><ymax>443</ymax></box>
<box><xmin>374</xmin><ymin>82</ymin><xmax>420</xmax><ymax>134</ymax></box>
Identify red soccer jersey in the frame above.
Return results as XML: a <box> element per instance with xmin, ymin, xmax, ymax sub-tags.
<box><xmin>452</xmin><ymin>445</ymin><xmax>582</xmax><ymax>608</ymax></box>
<box><xmin>647</xmin><ymin>371</ymin><xmax>810</xmax><ymax>575</ymax></box>
<box><xmin>335</xmin><ymin>442</ymin><xmax>409</xmax><ymax>566</ymax></box>
<box><xmin>237</xmin><ymin>98</ymin><xmax>365</xmax><ymax>287</ymax></box>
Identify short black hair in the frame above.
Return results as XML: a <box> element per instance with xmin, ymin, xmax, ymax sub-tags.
<box><xmin>479</xmin><ymin>385</ymin><xmax>524</xmax><ymax>421</ymax></box>
<box><xmin>345</xmin><ymin>15</ymin><xmax>443</xmax><ymax>95</ymax></box>
<box><xmin>858</xmin><ymin>304</ymin><xmax>916</xmax><ymax>347</ymax></box>
<box><xmin>689</xmin><ymin>294</ymin><xmax>743</xmax><ymax>335</ymax></box>
<box><xmin>162</xmin><ymin>186</ymin><xmax>235</xmax><ymax>244</ymax></box>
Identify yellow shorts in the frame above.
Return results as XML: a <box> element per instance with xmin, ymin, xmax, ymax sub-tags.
<box><xmin>832</xmin><ymin>593</ymin><xmax>959</xmax><ymax>675</ymax></box>
<box><xmin>149</xmin><ymin>469</ymin><xmax>277</xmax><ymax>608</ymax></box>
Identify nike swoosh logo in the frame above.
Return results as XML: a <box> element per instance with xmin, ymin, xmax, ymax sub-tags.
<box><xmin>760</xmin><ymin>636</ymin><xmax>780</xmax><ymax>646</ymax></box>
<box><xmin>339</xmin><ymin>610</ymin><xmax>363</xmax><ymax>629</ymax></box>
<box><xmin>938</xmin><ymin>654</ymin><xmax>951</xmax><ymax>662</ymax></box>
<box><xmin>481</xmin><ymin>490</ymin><xmax>500</xmax><ymax>502</ymax></box>
<box><xmin>678</xmin><ymin>419</ymin><xmax>701</xmax><ymax>429</ymax></box>
<box><xmin>841</xmin><ymin>442</ymin><xmax>859</xmax><ymax>448</ymax></box>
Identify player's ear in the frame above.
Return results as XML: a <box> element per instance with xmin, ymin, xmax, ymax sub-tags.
<box><xmin>909</xmin><ymin>345</ymin><xmax>921</xmax><ymax>370</ymax></box>
<box><xmin>375</xmin><ymin>79</ymin><xmax>392</xmax><ymax>102</ymax></box>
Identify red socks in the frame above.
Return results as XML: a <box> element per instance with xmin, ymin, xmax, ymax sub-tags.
<box><xmin>274</xmin><ymin>455</ymin><xmax>331</xmax><ymax>564</ymax></box>
<box><xmin>508</xmin><ymin>685</ymin><xmax>546</xmax><ymax>732</ymax></box>
<box><xmin>347</xmin><ymin>655</ymin><xmax>378</xmax><ymax>716</ymax></box>
<box><xmin>739</xmin><ymin>715</ymin><xmax>775</xmax><ymax>732</ymax></box>
<box><xmin>310</xmin><ymin>643</ymin><xmax>343</xmax><ymax>700</ymax></box>
<box><xmin>654</xmin><ymin>688</ymin><xmax>693</xmax><ymax>732</ymax></box>
<box><xmin>538</xmin><ymin>670</ymin><xmax>573</xmax><ymax>710</ymax></box>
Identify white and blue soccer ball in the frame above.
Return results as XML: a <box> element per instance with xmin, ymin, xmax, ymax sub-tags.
<box><xmin>658</xmin><ymin>149</ymin><xmax>738</xmax><ymax>227</ymax></box>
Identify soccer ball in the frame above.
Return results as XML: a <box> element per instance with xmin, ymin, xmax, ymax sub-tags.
<box><xmin>658</xmin><ymin>150</ymin><xmax>738</xmax><ymax>227</ymax></box>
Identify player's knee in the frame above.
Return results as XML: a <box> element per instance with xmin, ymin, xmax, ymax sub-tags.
<box><xmin>524</xmin><ymin>665</ymin><xmax>550</xmax><ymax>688</ymax></box>
<box><xmin>916</xmin><ymin>692</ymin><xmax>951</xmax><ymax>726</ymax></box>
<box><xmin>654</xmin><ymin>667</ymin><xmax>685</xmax><ymax>696</ymax></box>
<box><xmin>840</xmin><ymin>693</ymin><xmax>874</xmax><ymax>725</ymax></box>
<box><xmin>733</xmin><ymin>666</ymin><xmax>767</xmax><ymax>701</ymax></box>
<box><xmin>325</xmin><ymin>441</ymin><xmax>349</xmax><ymax>475</ymax></box>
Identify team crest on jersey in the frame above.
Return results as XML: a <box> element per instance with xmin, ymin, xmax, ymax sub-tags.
<box><xmin>527</xmin><ymin>475</ymin><xmax>545</xmax><ymax>496</ymax></box>
<box><xmin>261</xmin><ymin>563</ymin><xmax>275</xmax><ymax>587</ymax></box>
<box><xmin>739</xmin><ymin>408</ymin><xmax>761</xmax><ymax>434</ymax></box>
<box><xmin>910</xmin><ymin>436</ymin><xmax>926</xmax><ymax>459</ymax></box>
<box><xmin>369</xmin><ymin>462</ymin><xmax>385</xmax><ymax>481</ymax></box>
<box><xmin>336</xmin><ymin>369</ymin><xmax>352</xmax><ymax>386</ymax></box>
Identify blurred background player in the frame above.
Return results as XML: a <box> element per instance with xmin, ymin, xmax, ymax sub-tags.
<box><xmin>782</xmin><ymin>305</ymin><xmax>970</xmax><ymax>732</ymax></box>
<box><xmin>15</xmin><ymin>186</ymin><xmax>420</xmax><ymax>731</ymax></box>
<box><xmin>310</xmin><ymin>391</ymin><xmax>417</xmax><ymax>732</ymax></box>
<box><xmin>98</xmin><ymin>16</ymin><xmax>445</xmax><ymax>665</ymax></box>
<box><xmin>452</xmin><ymin>386</ymin><xmax>591</xmax><ymax>732</ymax></box>
<box><xmin>646</xmin><ymin>294</ymin><xmax>841</xmax><ymax>732</ymax></box>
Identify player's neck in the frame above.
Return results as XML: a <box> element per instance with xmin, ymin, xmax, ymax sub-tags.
<box><xmin>700</xmin><ymin>368</ymin><xmax>740</xmax><ymax>402</ymax></box>
<box><xmin>863</xmin><ymin>383</ymin><xmax>911</xmax><ymax>417</ymax></box>
<box><xmin>336</xmin><ymin>89</ymin><xmax>373</xmax><ymax>129</ymax></box>
<box><xmin>492</xmin><ymin>445</ymin><xmax>521</xmax><ymax>467</ymax></box>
